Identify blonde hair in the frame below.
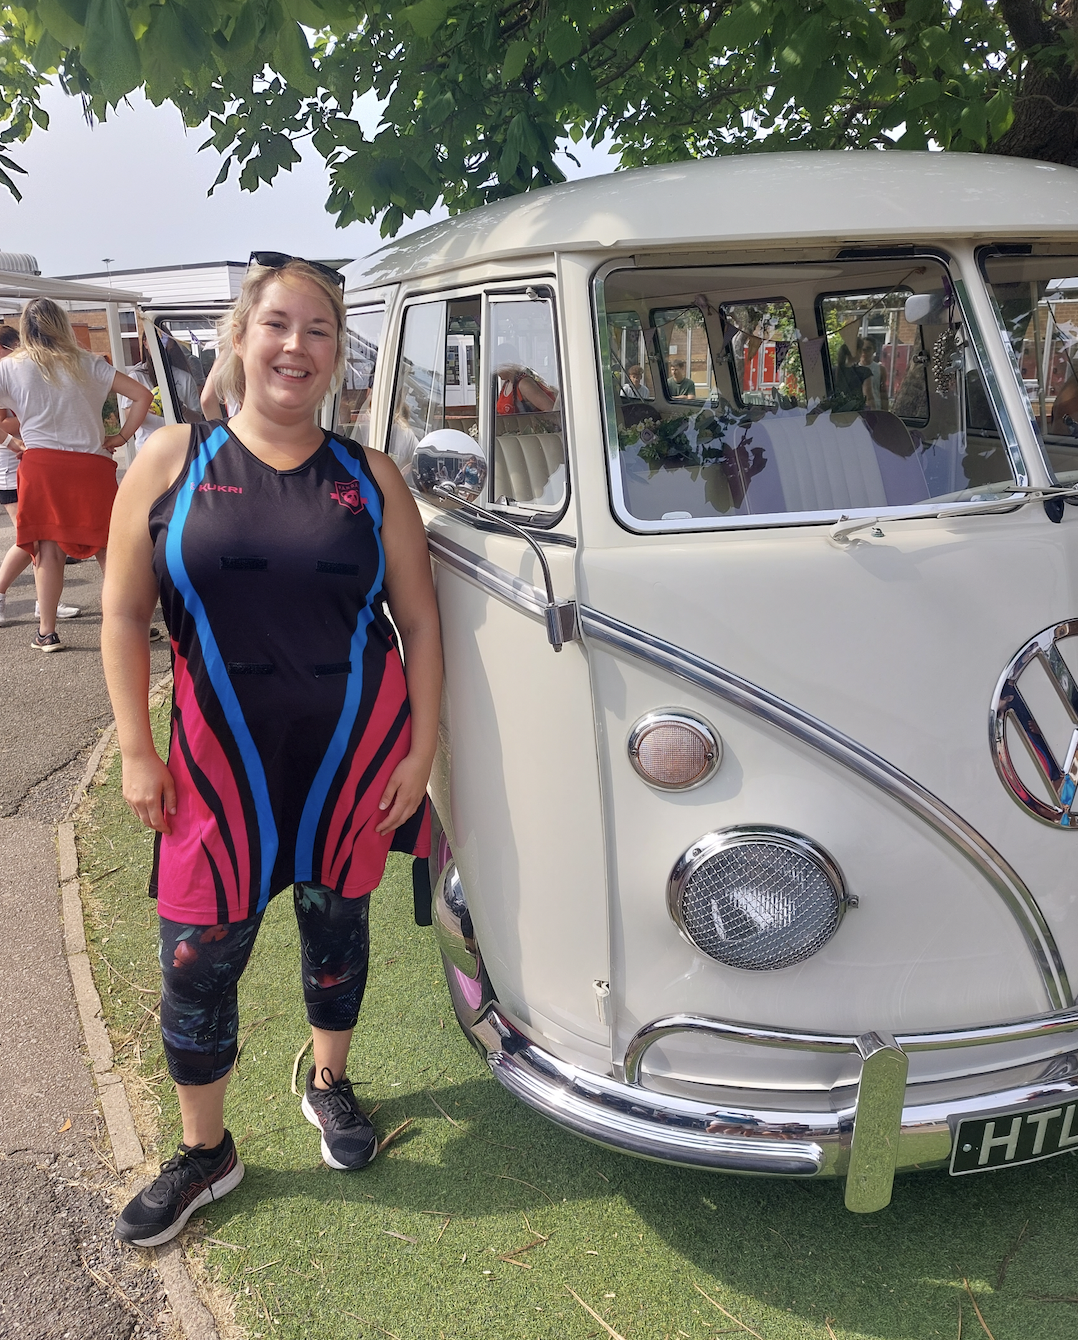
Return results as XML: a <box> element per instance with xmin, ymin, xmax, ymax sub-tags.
<box><xmin>213</xmin><ymin>261</ymin><xmax>346</xmax><ymax>410</ymax></box>
<box><xmin>19</xmin><ymin>297</ymin><xmax>90</xmax><ymax>384</ymax></box>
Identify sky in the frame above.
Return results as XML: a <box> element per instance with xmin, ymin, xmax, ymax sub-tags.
<box><xmin>0</xmin><ymin>85</ymin><xmax>617</xmax><ymax>278</ymax></box>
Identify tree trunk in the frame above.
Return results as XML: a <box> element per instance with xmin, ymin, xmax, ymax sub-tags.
<box><xmin>993</xmin><ymin>0</ymin><xmax>1078</xmax><ymax>164</ymax></box>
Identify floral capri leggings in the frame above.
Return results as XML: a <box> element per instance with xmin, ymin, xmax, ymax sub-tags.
<box><xmin>159</xmin><ymin>883</ymin><xmax>370</xmax><ymax>1085</ymax></box>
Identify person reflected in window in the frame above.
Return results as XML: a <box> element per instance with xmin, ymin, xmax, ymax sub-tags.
<box><xmin>833</xmin><ymin>342</ymin><xmax>871</xmax><ymax>409</ymax></box>
<box><xmin>1050</xmin><ymin>371</ymin><xmax>1078</xmax><ymax>436</ymax></box>
<box><xmin>620</xmin><ymin>364</ymin><xmax>653</xmax><ymax>401</ymax></box>
<box><xmin>667</xmin><ymin>358</ymin><xmax>696</xmax><ymax>400</ymax></box>
<box><xmin>453</xmin><ymin>455</ymin><xmax>482</xmax><ymax>497</ymax></box>
<box><xmin>857</xmin><ymin>337</ymin><xmax>887</xmax><ymax>411</ymax></box>
<box><xmin>494</xmin><ymin>342</ymin><xmax>556</xmax><ymax>415</ymax></box>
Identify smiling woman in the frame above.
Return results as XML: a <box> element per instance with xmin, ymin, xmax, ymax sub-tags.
<box><xmin>100</xmin><ymin>256</ymin><xmax>443</xmax><ymax>1248</ymax></box>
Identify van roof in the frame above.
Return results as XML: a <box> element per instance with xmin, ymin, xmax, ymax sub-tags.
<box><xmin>343</xmin><ymin>150</ymin><xmax>1078</xmax><ymax>292</ymax></box>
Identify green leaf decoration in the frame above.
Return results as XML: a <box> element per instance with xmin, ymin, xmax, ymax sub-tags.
<box><xmin>82</xmin><ymin>0</ymin><xmax>141</xmax><ymax>101</ymax></box>
<box><xmin>545</xmin><ymin>20</ymin><xmax>581</xmax><ymax>68</ymax></box>
<box><xmin>140</xmin><ymin>4</ymin><xmax>214</xmax><ymax>96</ymax></box>
<box><xmin>34</xmin><ymin>0</ymin><xmax>87</xmax><ymax>48</ymax></box>
<box><xmin>710</xmin><ymin>1</ymin><xmax>770</xmax><ymax>52</ymax></box>
<box><xmin>275</xmin><ymin>21</ymin><xmax>319</xmax><ymax>95</ymax></box>
<box><xmin>502</xmin><ymin>39</ymin><xmax>530</xmax><ymax>85</ymax></box>
<box><xmin>986</xmin><ymin>89</ymin><xmax>1014</xmax><ymax>140</ymax></box>
<box><xmin>905</xmin><ymin>77</ymin><xmax>941</xmax><ymax>108</ymax></box>
<box><xmin>398</xmin><ymin>0</ymin><xmax>448</xmax><ymax>40</ymax></box>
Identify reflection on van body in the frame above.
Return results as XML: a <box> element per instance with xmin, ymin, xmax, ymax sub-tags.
<box><xmin>334</xmin><ymin>153</ymin><xmax>1078</xmax><ymax>1211</ymax></box>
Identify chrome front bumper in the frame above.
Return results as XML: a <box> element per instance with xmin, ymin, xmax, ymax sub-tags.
<box><xmin>467</xmin><ymin>1006</ymin><xmax>1078</xmax><ymax>1212</ymax></box>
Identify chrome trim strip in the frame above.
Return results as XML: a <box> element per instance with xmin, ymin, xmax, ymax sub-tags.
<box><xmin>579</xmin><ymin>605</ymin><xmax>1072</xmax><ymax>1009</ymax></box>
<box><xmin>952</xmin><ymin>275</ymin><xmax>1031</xmax><ymax>489</ymax></box>
<box><xmin>468</xmin><ymin>1003</ymin><xmax>1078</xmax><ymax>1184</ymax></box>
<box><xmin>622</xmin><ymin>1007</ymin><xmax>1078</xmax><ymax>1086</ymax></box>
<box><xmin>428</xmin><ymin>531</ymin><xmax>547</xmax><ymax>622</ymax></box>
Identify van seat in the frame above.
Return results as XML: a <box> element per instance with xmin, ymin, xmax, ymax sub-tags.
<box><xmin>756</xmin><ymin>410</ymin><xmax>929</xmax><ymax>513</ymax></box>
<box><xmin>493</xmin><ymin>431</ymin><xmax>565</xmax><ymax>505</ymax></box>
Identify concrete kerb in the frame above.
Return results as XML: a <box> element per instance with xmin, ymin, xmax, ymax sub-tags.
<box><xmin>57</xmin><ymin>671</ymin><xmax>223</xmax><ymax>1340</ymax></box>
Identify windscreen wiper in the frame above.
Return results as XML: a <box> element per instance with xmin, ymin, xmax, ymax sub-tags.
<box><xmin>830</xmin><ymin>485</ymin><xmax>1078</xmax><ymax>544</ymax></box>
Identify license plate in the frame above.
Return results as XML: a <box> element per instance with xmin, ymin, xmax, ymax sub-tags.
<box><xmin>950</xmin><ymin>1098</ymin><xmax>1078</xmax><ymax>1175</ymax></box>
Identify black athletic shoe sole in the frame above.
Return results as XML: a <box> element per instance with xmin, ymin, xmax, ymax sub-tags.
<box><xmin>114</xmin><ymin>1157</ymin><xmax>245</xmax><ymax>1247</ymax></box>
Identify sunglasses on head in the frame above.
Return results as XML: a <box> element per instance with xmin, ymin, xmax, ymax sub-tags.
<box><xmin>248</xmin><ymin>251</ymin><xmax>345</xmax><ymax>289</ymax></box>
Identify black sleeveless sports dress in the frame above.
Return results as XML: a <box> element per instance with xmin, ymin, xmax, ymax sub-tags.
<box><xmin>148</xmin><ymin>422</ymin><xmax>429</xmax><ymax>925</ymax></box>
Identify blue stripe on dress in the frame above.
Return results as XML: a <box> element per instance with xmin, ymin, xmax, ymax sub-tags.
<box><xmin>293</xmin><ymin>440</ymin><xmax>386</xmax><ymax>882</ymax></box>
<box><xmin>165</xmin><ymin>425</ymin><xmax>279</xmax><ymax>912</ymax></box>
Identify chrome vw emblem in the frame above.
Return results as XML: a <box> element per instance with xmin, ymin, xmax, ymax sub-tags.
<box><xmin>992</xmin><ymin>621</ymin><xmax>1078</xmax><ymax>827</ymax></box>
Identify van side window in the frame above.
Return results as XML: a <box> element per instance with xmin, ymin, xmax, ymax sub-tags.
<box><xmin>817</xmin><ymin>289</ymin><xmax>928</xmax><ymax>423</ymax></box>
<box><xmin>335</xmin><ymin>306</ymin><xmax>383</xmax><ymax>444</ymax></box>
<box><xmin>387</xmin><ymin>298</ymin><xmax>480</xmax><ymax>482</ymax></box>
<box><xmin>718</xmin><ymin>300</ymin><xmax>806</xmax><ymax>408</ymax></box>
<box><xmin>489</xmin><ymin>296</ymin><xmax>565</xmax><ymax>512</ymax></box>
<box><xmin>600</xmin><ymin>259</ymin><xmax>1018</xmax><ymax>529</ymax></box>
<box><xmin>651</xmin><ymin>305</ymin><xmax>723</xmax><ymax>406</ymax></box>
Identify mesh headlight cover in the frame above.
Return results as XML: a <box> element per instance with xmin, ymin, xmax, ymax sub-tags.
<box><xmin>668</xmin><ymin>828</ymin><xmax>850</xmax><ymax>971</ymax></box>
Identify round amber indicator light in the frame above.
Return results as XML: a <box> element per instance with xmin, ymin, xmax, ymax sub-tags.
<box><xmin>628</xmin><ymin>712</ymin><xmax>721</xmax><ymax>790</ymax></box>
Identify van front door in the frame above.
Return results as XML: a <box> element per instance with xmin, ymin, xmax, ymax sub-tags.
<box><xmin>385</xmin><ymin>286</ymin><xmax>611</xmax><ymax>1064</ymax></box>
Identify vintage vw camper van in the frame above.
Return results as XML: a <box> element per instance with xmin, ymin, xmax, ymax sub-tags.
<box><xmin>336</xmin><ymin>152</ymin><xmax>1078</xmax><ymax>1211</ymax></box>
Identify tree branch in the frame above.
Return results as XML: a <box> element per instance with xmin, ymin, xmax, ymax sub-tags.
<box><xmin>998</xmin><ymin>0</ymin><xmax>1055</xmax><ymax>50</ymax></box>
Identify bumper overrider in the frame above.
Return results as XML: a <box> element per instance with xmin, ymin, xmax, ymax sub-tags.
<box><xmin>464</xmin><ymin>1005</ymin><xmax>1078</xmax><ymax>1212</ymax></box>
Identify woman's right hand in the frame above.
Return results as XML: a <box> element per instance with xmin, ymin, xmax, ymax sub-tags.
<box><xmin>122</xmin><ymin>752</ymin><xmax>177</xmax><ymax>835</ymax></box>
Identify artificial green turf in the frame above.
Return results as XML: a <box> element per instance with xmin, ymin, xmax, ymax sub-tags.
<box><xmin>78</xmin><ymin>703</ymin><xmax>1078</xmax><ymax>1340</ymax></box>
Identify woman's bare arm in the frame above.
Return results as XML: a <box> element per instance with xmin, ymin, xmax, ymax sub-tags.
<box><xmin>363</xmin><ymin>448</ymin><xmax>442</xmax><ymax>835</ymax></box>
<box><xmin>101</xmin><ymin>424</ymin><xmax>189</xmax><ymax>833</ymax></box>
<box><xmin>200</xmin><ymin>355</ymin><xmax>228</xmax><ymax>420</ymax></box>
<box><xmin>104</xmin><ymin>370</ymin><xmax>153</xmax><ymax>455</ymax></box>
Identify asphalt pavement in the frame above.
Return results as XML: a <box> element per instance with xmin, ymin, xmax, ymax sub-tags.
<box><xmin>0</xmin><ymin>503</ymin><xmax>175</xmax><ymax>1337</ymax></box>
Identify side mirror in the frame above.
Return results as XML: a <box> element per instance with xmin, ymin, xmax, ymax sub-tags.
<box><xmin>904</xmin><ymin>292</ymin><xmax>947</xmax><ymax>325</ymax></box>
<box><xmin>412</xmin><ymin>428</ymin><xmax>488</xmax><ymax>507</ymax></box>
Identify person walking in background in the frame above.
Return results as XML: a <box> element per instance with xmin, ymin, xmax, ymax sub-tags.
<box><xmin>102</xmin><ymin>255</ymin><xmax>441</xmax><ymax>1247</ymax></box>
<box><xmin>118</xmin><ymin>333</ymin><xmax>166</xmax><ymax>454</ymax></box>
<box><xmin>0</xmin><ymin>324</ymin><xmax>81</xmax><ymax>624</ymax></box>
<box><xmin>0</xmin><ymin>298</ymin><xmax>152</xmax><ymax>651</ymax></box>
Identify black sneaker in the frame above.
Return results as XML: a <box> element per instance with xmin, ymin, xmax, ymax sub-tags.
<box><xmin>301</xmin><ymin>1066</ymin><xmax>378</xmax><ymax>1170</ymax></box>
<box><xmin>114</xmin><ymin>1131</ymin><xmax>244</xmax><ymax>1247</ymax></box>
<box><xmin>31</xmin><ymin>631</ymin><xmax>62</xmax><ymax>653</ymax></box>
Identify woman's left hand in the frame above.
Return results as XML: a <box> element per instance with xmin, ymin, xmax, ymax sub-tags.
<box><xmin>102</xmin><ymin>434</ymin><xmax>125</xmax><ymax>456</ymax></box>
<box><xmin>375</xmin><ymin>753</ymin><xmax>431</xmax><ymax>835</ymax></box>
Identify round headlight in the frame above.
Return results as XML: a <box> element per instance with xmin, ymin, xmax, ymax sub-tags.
<box><xmin>668</xmin><ymin>827</ymin><xmax>851</xmax><ymax>971</ymax></box>
<box><xmin>628</xmin><ymin>711</ymin><xmax>721</xmax><ymax>790</ymax></box>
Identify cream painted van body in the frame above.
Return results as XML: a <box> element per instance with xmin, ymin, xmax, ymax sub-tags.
<box><xmin>339</xmin><ymin>152</ymin><xmax>1078</xmax><ymax>1210</ymax></box>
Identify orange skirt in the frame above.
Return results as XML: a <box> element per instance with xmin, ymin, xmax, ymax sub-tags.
<box><xmin>16</xmin><ymin>447</ymin><xmax>118</xmax><ymax>559</ymax></box>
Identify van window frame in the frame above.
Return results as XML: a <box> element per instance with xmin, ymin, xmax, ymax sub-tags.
<box><xmin>333</xmin><ymin>301</ymin><xmax>387</xmax><ymax>441</ymax></box>
<box><xmin>385</xmin><ymin>278</ymin><xmax>570</xmax><ymax>530</ymax></box>
<box><xmin>812</xmin><ymin>283</ymin><xmax>928</xmax><ymax>426</ymax></box>
<box><xmin>484</xmin><ymin>285</ymin><xmax>569</xmax><ymax>527</ymax></box>
<box><xmin>592</xmin><ymin>251</ymin><xmax>1025</xmax><ymax>536</ymax></box>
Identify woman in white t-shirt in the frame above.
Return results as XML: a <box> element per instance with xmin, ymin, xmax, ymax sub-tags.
<box><xmin>0</xmin><ymin>298</ymin><xmax>151</xmax><ymax>652</ymax></box>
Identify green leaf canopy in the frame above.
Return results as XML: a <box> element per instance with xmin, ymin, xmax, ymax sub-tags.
<box><xmin>1</xmin><ymin>0</ymin><xmax>1077</xmax><ymax>234</ymax></box>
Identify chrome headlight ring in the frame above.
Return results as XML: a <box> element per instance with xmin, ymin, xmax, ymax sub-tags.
<box><xmin>668</xmin><ymin>826</ymin><xmax>855</xmax><ymax>971</ymax></box>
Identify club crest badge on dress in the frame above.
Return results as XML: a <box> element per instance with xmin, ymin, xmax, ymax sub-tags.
<box><xmin>330</xmin><ymin>480</ymin><xmax>365</xmax><ymax>514</ymax></box>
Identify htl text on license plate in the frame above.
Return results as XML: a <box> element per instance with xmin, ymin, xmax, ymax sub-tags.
<box><xmin>950</xmin><ymin>1099</ymin><xmax>1078</xmax><ymax>1175</ymax></box>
